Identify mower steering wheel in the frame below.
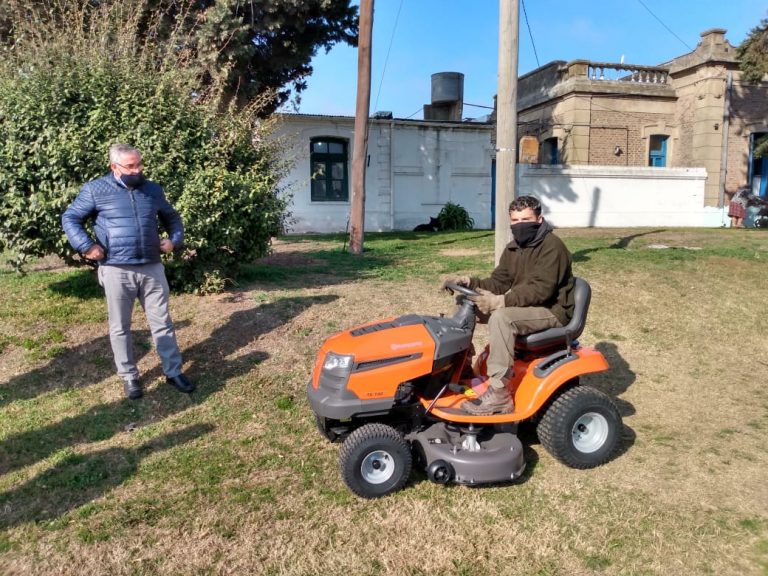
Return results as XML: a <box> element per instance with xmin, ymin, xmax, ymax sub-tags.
<box><xmin>444</xmin><ymin>282</ymin><xmax>479</xmax><ymax>298</ymax></box>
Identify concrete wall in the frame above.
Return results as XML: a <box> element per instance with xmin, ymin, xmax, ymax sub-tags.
<box><xmin>517</xmin><ymin>164</ymin><xmax>721</xmax><ymax>227</ymax></box>
<box><xmin>275</xmin><ymin>114</ymin><xmax>494</xmax><ymax>233</ymax></box>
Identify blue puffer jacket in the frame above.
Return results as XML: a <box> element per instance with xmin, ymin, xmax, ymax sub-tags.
<box><xmin>62</xmin><ymin>174</ymin><xmax>184</xmax><ymax>265</ymax></box>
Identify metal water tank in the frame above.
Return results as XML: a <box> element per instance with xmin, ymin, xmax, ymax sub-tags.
<box><xmin>431</xmin><ymin>72</ymin><xmax>464</xmax><ymax>104</ymax></box>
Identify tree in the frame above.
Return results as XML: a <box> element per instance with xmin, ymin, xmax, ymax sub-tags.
<box><xmin>0</xmin><ymin>0</ymin><xmax>358</xmax><ymax>112</ymax></box>
<box><xmin>0</xmin><ymin>1</ymin><xmax>289</xmax><ymax>292</ymax></box>
<box><xmin>737</xmin><ymin>18</ymin><xmax>768</xmax><ymax>84</ymax></box>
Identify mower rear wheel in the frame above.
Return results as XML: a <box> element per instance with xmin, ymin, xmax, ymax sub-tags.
<box><xmin>537</xmin><ymin>386</ymin><xmax>622</xmax><ymax>469</ymax></box>
<box><xmin>339</xmin><ymin>423</ymin><xmax>412</xmax><ymax>498</ymax></box>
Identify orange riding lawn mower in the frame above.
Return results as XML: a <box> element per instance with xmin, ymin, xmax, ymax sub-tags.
<box><xmin>307</xmin><ymin>278</ymin><xmax>623</xmax><ymax>498</ymax></box>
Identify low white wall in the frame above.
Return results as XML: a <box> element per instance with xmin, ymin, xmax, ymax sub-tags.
<box><xmin>517</xmin><ymin>165</ymin><xmax>722</xmax><ymax>227</ymax></box>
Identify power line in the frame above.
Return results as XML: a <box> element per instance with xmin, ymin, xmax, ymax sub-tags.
<box><xmin>373</xmin><ymin>0</ymin><xmax>405</xmax><ymax>112</ymax></box>
<box><xmin>635</xmin><ymin>0</ymin><xmax>695</xmax><ymax>54</ymax></box>
<box><xmin>464</xmin><ymin>102</ymin><xmax>495</xmax><ymax>110</ymax></box>
<box><xmin>521</xmin><ymin>0</ymin><xmax>540</xmax><ymax>68</ymax></box>
<box><xmin>404</xmin><ymin>107</ymin><xmax>423</xmax><ymax>119</ymax></box>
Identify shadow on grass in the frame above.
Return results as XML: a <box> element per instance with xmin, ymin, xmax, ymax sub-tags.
<box><xmin>593</xmin><ymin>341</ymin><xmax>636</xmax><ymax>417</ymax></box>
<box><xmin>0</xmin><ymin>321</ymin><xmax>188</xmax><ymax>408</ymax></box>
<box><xmin>593</xmin><ymin>341</ymin><xmax>637</xmax><ymax>460</ymax></box>
<box><xmin>46</xmin><ymin>268</ymin><xmax>102</xmax><ymax>300</ymax></box>
<box><xmin>572</xmin><ymin>230</ymin><xmax>666</xmax><ymax>263</ymax></box>
<box><xmin>0</xmin><ymin>295</ymin><xmax>337</xmax><ymax>476</ymax></box>
<box><xmin>242</xmin><ymin>231</ymin><xmax>496</xmax><ymax>289</ymax></box>
<box><xmin>0</xmin><ymin>423</ymin><xmax>214</xmax><ymax>530</ymax></box>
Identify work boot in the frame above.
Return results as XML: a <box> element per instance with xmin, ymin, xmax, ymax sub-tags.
<box><xmin>123</xmin><ymin>379</ymin><xmax>143</xmax><ymax>400</ymax></box>
<box><xmin>463</xmin><ymin>385</ymin><xmax>513</xmax><ymax>415</ymax></box>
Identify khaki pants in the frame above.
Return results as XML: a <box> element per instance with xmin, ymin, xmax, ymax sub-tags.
<box><xmin>483</xmin><ymin>306</ymin><xmax>561</xmax><ymax>389</ymax></box>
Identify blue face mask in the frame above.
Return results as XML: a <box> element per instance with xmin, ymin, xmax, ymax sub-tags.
<box><xmin>120</xmin><ymin>173</ymin><xmax>145</xmax><ymax>188</ymax></box>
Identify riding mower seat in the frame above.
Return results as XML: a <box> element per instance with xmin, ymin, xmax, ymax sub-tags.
<box><xmin>515</xmin><ymin>277</ymin><xmax>592</xmax><ymax>355</ymax></box>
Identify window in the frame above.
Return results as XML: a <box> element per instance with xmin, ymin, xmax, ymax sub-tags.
<box><xmin>648</xmin><ymin>135</ymin><xmax>668</xmax><ymax>167</ymax></box>
<box><xmin>310</xmin><ymin>138</ymin><xmax>349</xmax><ymax>201</ymax></box>
<box><xmin>542</xmin><ymin>137</ymin><xmax>559</xmax><ymax>164</ymax></box>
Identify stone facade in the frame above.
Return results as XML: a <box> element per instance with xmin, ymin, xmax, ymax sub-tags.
<box><xmin>507</xmin><ymin>29</ymin><xmax>768</xmax><ymax>207</ymax></box>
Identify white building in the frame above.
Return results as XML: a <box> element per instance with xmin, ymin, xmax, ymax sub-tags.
<box><xmin>275</xmin><ymin>113</ymin><xmax>495</xmax><ymax>233</ymax></box>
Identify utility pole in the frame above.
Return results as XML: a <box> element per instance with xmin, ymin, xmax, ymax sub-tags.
<box><xmin>495</xmin><ymin>0</ymin><xmax>519</xmax><ymax>264</ymax></box>
<box><xmin>348</xmin><ymin>0</ymin><xmax>374</xmax><ymax>254</ymax></box>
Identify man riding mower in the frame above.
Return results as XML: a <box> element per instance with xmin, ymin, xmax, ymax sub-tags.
<box><xmin>306</xmin><ymin>196</ymin><xmax>623</xmax><ymax>498</ymax></box>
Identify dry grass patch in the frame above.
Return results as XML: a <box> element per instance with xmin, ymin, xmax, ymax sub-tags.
<box><xmin>1</xmin><ymin>228</ymin><xmax>768</xmax><ymax>575</ymax></box>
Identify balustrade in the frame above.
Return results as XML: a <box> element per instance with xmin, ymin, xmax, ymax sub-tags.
<box><xmin>585</xmin><ymin>62</ymin><xmax>669</xmax><ymax>84</ymax></box>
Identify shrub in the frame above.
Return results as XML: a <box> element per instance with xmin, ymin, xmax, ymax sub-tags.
<box><xmin>437</xmin><ymin>202</ymin><xmax>475</xmax><ymax>231</ymax></box>
<box><xmin>0</xmin><ymin>1</ymin><xmax>289</xmax><ymax>292</ymax></box>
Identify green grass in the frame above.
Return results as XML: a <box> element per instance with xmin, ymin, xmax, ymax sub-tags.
<box><xmin>1</xmin><ymin>228</ymin><xmax>768</xmax><ymax>575</ymax></box>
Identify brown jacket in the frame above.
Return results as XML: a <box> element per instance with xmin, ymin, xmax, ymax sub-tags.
<box><xmin>469</xmin><ymin>221</ymin><xmax>574</xmax><ymax>325</ymax></box>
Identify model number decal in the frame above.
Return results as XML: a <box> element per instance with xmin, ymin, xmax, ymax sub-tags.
<box><xmin>391</xmin><ymin>341</ymin><xmax>423</xmax><ymax>351</ymax></box>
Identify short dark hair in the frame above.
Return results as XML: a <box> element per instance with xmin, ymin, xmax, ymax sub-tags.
<box><xmin>509</xmin><ymin>195</ymin><xmax>542</xmax><ymax>216</ymax></box>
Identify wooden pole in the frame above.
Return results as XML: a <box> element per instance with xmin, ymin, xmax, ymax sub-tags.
<box><xmin>348</xmin><ymin>0</ymin><xmax>374</xmax><ymax>254</ymax></box>
<box><xmin>495</xmin><ymin>0</ymin><xmax>519</xmax><ymax>264</ymax></box>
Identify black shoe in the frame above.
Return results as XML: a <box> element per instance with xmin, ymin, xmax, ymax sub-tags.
<box><xmin>123</xmin><ymin>379</ymin><xmax>143</xmax><ymax>400</ymax></box>
<box><xmin>166</xmin><ymin>373</ymin><xmax>195</xmax><ymax>394</ymax></box>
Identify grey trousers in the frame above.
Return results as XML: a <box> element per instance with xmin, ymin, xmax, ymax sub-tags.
<box><xmin>485</xmin><ymin>306</ymin><xmax>561</xmax><ymax>389</ymax></box>
<box><xmin>98</xmin><ymin>263</ymin><xmax>183</xmax><ymax>381</ymax></box>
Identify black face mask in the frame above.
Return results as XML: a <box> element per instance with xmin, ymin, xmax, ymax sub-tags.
<box><xmin>510</xmin><ymin>221</ymin><xmax>541</xmax><ymax>247</ymax></box>
<box><xmin>120</xmin><ymin>172</ymin><xmax>145</xmax><ymax>189</ymax></box>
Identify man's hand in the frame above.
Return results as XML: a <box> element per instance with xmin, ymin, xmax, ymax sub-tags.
<box><xmin>84</xmin><ymin>244</ymin><xmax>104</xmax><ymax>261</ymax></box>
<box><xmin>160</xmin><ymin>239</ymin><xmax>174</xmax><ymax>254</ymax></box>
<box><xmin>469</xmin><ymin>288</ymin><xmax>505</xmax><ymax>315</ymax></box>
<box><xmin>441</xmin><ymin>275</ymin><xmax>471</xmax><ymax>293</ymax></box>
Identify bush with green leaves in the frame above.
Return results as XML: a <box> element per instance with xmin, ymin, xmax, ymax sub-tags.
<box><xmin>0</xmin><ymin>1</ymin><xmax>288</xmax><ymax>292</ymax></box>
<box><xmin>437</xmin><ymin>202</ymin><xmax>475</xmax><ymax>231</ymax></box>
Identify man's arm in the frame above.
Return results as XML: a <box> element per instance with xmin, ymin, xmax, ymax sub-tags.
<box><xmin>62</xmin><ymin>187</ymin><xmax>99</xmax><ymax>255</ymax></box>
<box><xmin>470</xmin><ymin>252</ymin><xmax>514</xmax><ymax>294</ymax></box>
<box><xmin>156</xmin><ymin>189</ymin><xmax>184</xmax><ymax>250</ymax></box>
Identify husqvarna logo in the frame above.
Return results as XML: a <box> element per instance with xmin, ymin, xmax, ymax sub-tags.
<box><xmin>391</xmin><ymin>341</ymin><xmax>423</xmax><ymax>351</ymax></box>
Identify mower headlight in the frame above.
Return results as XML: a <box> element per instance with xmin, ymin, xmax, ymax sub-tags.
<box><xmin>322</xmin><ymin>352</ymin><xmax>355</xmax><ymax>377</ymax></box>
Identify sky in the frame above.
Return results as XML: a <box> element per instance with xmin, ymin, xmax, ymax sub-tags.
<box><xmin>286</xmin><ymin>0</ymin><xmax>767</xmax><ymax>120</ymax></box>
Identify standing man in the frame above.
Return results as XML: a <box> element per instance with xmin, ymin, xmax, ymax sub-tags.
<box><xmin>62</xmin><ymin>143</ymin><xmax>195</xmax><ymax>400</ymax></box>
<box><xmin>443</xmin><ymin>195</ymin><xmax>574</xmax><ymax>415</ymax></box>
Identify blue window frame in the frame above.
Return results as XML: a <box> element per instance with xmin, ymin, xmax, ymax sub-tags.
<box><xmin>648</xmin><ymin>135</ymin><xmax>668</xmax><ymax>167</ymax></box>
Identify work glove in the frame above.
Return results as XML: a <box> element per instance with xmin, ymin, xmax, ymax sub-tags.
<box><xmin>441</xmin><ymin>275</ymin><xmax>471</xmax><ymax>293</ymax></box>
<box><xmin>470</xmin><ymin>288</ymin><xmax>506</xmax><ymax>315</ymax></box>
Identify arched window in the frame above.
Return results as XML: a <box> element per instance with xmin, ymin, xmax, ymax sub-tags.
<box><xmin>310</xmin><ymin>138</ymin><xmax>349</xmax><ymax>202</ymax></box>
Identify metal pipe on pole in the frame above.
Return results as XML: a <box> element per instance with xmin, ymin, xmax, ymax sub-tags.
<box><xmin>495</xmin><ymin>0</ymin><xmax>519</xmax><ymax>264</ymax></box>
<box><xmin>348</xmin><ymin>0</ymin><xmax>374</xmax><ymax>255</ymax></box>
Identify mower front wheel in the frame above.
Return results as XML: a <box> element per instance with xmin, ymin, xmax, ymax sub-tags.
<box><xmin>339</xmin><ymin>423</ymin><xmax>412</xmax><ymax>498</ymax></box>
<box><xmin>537</xmin><ymin>386</ymin><xmax>622</xmax><ymax>469</ymax></box>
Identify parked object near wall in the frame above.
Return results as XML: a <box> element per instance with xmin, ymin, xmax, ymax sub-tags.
<box><xmin>413</xmin><ymin>217</ymin><xmax>442</xmax><ymax>232</ymax></box>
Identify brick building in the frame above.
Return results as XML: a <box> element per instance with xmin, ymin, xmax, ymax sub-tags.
<box><xmin>506</xmin><ymin>28</ymin><xmax>768</xmax><ymax>207</ymax></box>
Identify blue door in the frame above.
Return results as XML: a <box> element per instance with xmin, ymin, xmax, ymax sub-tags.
<box><xmin>649</xmin><ymin>135</ymin><xmax>668</xmax><ymax>167</ymax></box>
<box><xmin>749</xmin><ymin>133</ymin><xmax>768</xmax><ymax>197</ymax></box>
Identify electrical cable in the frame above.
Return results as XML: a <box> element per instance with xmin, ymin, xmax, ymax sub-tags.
<box><xmin>404</xmin><ymin>107</ymin><xmax>423</xmax><ymax>120</ymax></box>
<box><xmin>521</xmin><ymin>0</ymin><xmax>540</xmax><ymax>68</ymax></box>
<box><xmin>373</xmin><ymin>0</ymin><xmax>405</xmax><ymax>113</ymax></box>
<box><xmin>635</xmin><ymin>0</ymin><xmax>696</xmax><ymax>55</ymax></box>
